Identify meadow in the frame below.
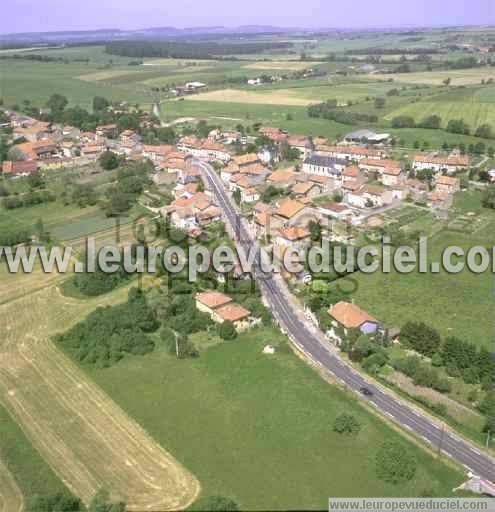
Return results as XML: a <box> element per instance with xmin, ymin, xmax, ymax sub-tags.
<box><xmin>332</xmin><ymin>212</ymin><xmax>495</xmax><ymax>350</ymax></box>
<box><xmin>84</xmin><ymin>325</ymin><xmax>463</xmax><ymax>510</ymax></box>
<box><xmin>372</xmin><ymin>67</ymin><xmax>495</xmax><ymax>86</ymax></box>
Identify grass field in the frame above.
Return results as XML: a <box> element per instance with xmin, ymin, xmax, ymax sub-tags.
<box><xmin>242</xmin><ymin>61</ymin><xmax>322</xmax><ymax>71</ymax></box>
<box><xmin>0</xmin><ymin>401</ymin><xmax>75</xmax><ymax>510</ymax></box>
<box><xmin>83</xmin><ymin>326</ymin><xmax>463</xmax><ymax>510</ymax></box>
<box><xmin>0</xmin><ymin>461</ymin><xmax>23</xmax><ymax>512</ymax></box>
<box><xmin>331</xmin><ymin>221</ymin><xmax>495</xmax><ymax>349</ymax></box>
<box><xmin>384</xmin><ymin>86</ymin><xmax>495</xmax><ymax>129</ymax></box>
<box><xmin>0</xmin><ymin>278</ymin><xmax>199</xmax><ymax>510</ymax></box>
<box><xmin>371</xmin><ymin>68</ymin><xmax>495</xmax><ymax>86</ymax></box>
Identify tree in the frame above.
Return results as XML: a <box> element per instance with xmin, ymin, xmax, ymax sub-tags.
<box><xmin>93</xmin><ymin>96</ymin><xmax>110</xmax><ymax>112</ymax></box>
<box><xmin>232</xmin><ymin>189</ymin><xmax>241</xmax><ymax>205</ymax></box>
<box><xmin>391</xmin><ymin>115</ymin><xmax>415</xmax><ymax>129</ymax></box>
<box><xmin>333</xmin><ymin>413</ymin><xmax>361</xmax><ymax>435</ymax></box>
<box><xmin>419</xmin><ymin>115</ymin><xmax>441</xmax><ymax>130</ymax></box>
<box><xmin>32</xmin><ymin>491</ymin><xmax>84</xmax><ymax>511</ymax></box>
<box><xmin>89</xmin><ymin>489</ymin><xmax>126</xmax><ymax>512</ymax></box>
<box><xmin>446</xmin><ymin>119</ymin><xmax>470</xmax><ymax>135</ymax></box>
<box><xmin>475</xmin><ymin>123</ymin><xmax>493</xmax><ymax>139</ymax></box>
<box><xmin>443</xmin><ymin>77</ymin><xmax>452</xmax><ymax>86</ymax></box>
<box><xmin>400</xmin><ymin>321</ymin><xmax>441</xmax><ymax>357</ymax></box>
<box><xmin>376</xmin><ymin>441</ymin><xmax>416</xmax><ymax>484</ymax></box>
<box><xmin>308</xmin><ymin>220</ymin><xmax>322</xmax><ymax>243</ymax></box>
<box><xmin>201</xmin><ymin>496</ymin><xmax>239</xmax><ymax>511</ymax></box>
<box><xmin>46</xmin><ymin>93</ymin><xmax>68</xmax><ymax>114</ymax></box>
<box><xmin>374</xmin><ymin>97</ymin><xmax>386</xmax><ymax>109</ymax></box>
<box><xmin>218</xmin><ymin>321</ymin><xmax>237</xmax><ymax>341</ymax></box>
<box><xmin>280</xmin><ymin>140</ymin><xmax>300</xmax><ymax>161</ymax></box>
<box><xmin>99</xmin><ymin>150</ymin><xmax>120</xmax><ymax>171</ymax></box>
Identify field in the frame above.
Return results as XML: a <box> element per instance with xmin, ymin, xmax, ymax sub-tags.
<box><xmin>0</xmin><ymin>276</ymin><xmax>200</xmax><ymax>510</ymax></box>
<box><xmin>333</xmin><ymin>216</ymin><xmax>495</xmax><ymax>349</ymax></box>
<box><xmin>384</xmin><ymin>86</ymin><xmax>495</xmax><ymax>129</ymax></box>
<box><xmin>371</xmin><ymin>68</ymin><xmax>495</xmax><ymax>86</ymax></box>
<box><xmin>84</xmin><ymin>326</ymin><xmax>463</xmax><ymax>510</ymax></box>
<box><xmin>242</xmin><ymin>60</ymin><xmax>323</xmax><ymax>71</ymax></box>
<box><xmin>0</xmin><ymin>461</ymin><xmax>23</xmax><ymax>512</ymax></box>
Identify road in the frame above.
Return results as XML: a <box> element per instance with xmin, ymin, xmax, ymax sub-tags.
<box><xmin>195</xmin><ymin>159</ymin><xmax>495</xmax><ymax>484</ymax></box>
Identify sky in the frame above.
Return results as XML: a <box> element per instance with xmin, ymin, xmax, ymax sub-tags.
<box><xmin>1</xmin><ymin>0</ymin><xmax>494</xmax><ymax>34</ymax></box>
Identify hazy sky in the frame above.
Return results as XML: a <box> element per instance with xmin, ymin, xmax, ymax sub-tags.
<box><xmin>1</xmin><ymin>0</ymin><xmax>494</xmax><ymax>34</ymax></box>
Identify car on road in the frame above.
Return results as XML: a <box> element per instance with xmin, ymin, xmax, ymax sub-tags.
<box><xmin>359</xmin><ymin>386</ymin><xmax>373</xmax><ymax>397</ymax></box>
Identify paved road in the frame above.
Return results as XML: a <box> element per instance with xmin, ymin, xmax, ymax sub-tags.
<box><xmin>195</xmin><ymin>159</ymin><xmax>495</xmax><ymax>483</ymax></box>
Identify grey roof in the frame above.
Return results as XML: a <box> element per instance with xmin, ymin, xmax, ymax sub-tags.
<box><xmin>304</xmin><ymin>154</ymin><xmax>346</xmax><ymax>169</ymax></box>
<box><xmin>344</xmin><ymin>129</ymin><xmax>377</xmax><ymax>140</ymax></box>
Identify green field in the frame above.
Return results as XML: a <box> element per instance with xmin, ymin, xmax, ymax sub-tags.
<box><xmin>332</xmin><ymin>220</ymin><xmax>495</xmax><ymax>349</ymax></box>
<box><xmin>384</xmin><ymin>85</ymin><xmax>495</xmax><ymax>129</ymax></box>
<box><xmin>82</xmin><ymin>326</ymin><xmax>463</xmax><ymax>510</ymax></box>
<box><xmin>0</xmin><ymin>403</ymin><xmax>69</xmax><ymax>508</ymax></box>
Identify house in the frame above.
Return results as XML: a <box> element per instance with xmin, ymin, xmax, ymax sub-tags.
<box><xmin>196</xmin><ymin>206</ymin><xmax>223</xmax><ymax>226</ymax></box>
<box><xmin>195</xmin><ymin>291</ymin><xmax>233</xmax><ymax>316</ymax></box>
<box><xmin>211</xmin><ymin>303</ymin><xmax>251</xmax><ymax>332</ymax></box>
<box><xmin>342</xmin><ymin>165</ymin><xmax>361</xmax><ymax>185</ymax></box>
<box><xmin>435</xmin><ymin>175</ymin><xmax>461</xmax><ymax>195</ymax></box>
<box><xmin>267</xmin><ymin>169</ymin><xmax>298</xmax><ymax>189</ymax></box>
<box><xmin>240</xmin><ymin>186</ymin><xmax>260</xmax><ymax>204</ymax></box>
<box><xmin>253</xmin><ymin>212</ymin><xmax>283</xmax><ymax>237</ymax></box>
<box><xmin>222</xmin><ymin>131</ymin><xmax>241</xmax><ymax>144</ymax></box>
<box><xmin>96</xmin><ymin>124</ymin><xmax>117</xmax><ymax>140</ymax></box>
<box><xmin>62</xmin><ymin>125</ymin><xmax>81</xmax><ymax>140</ymax></box>
<box><xmin>308</xmin><ymin>175</ymin><xmax>337</xmax><ymax>194</ymax></box>
<box><xmin>13</xmin><ymin>122</ymin><xmax>50</xmax><ymax>142</ymax></box>
<box><xmin>257</xmin><ymin>146</ymin><xmax>280</xmax><ymax>165</ymax></box>
<box><xmin>119</xmin><ymin>130</ymin><xmax>141</xmax><ymax>146</ymax></box>
<box><xmin>220</xmin><ymin>164</ymin><xmax>240</xmax><ymax>184</ymax></box>
<box><xmin>345</xmin><ymin>184</ymin><xmax>393</xmax><ymax>209</ymax></box>
<box><xmin>344</xmin><ymin>129</ymin><xmax>390</xmax><ymax>145</ymax></box>
<box><xmin>232</xmin><ymin>153</ymin><xmax>260</xmax><ymax>169</ymax></box>
<box><xmin>287</xmin><ymin>135</ymin><xmax>314</xmax><ymax>159</ymax></box>
<box><xmin>427</xmin><ymin>191</ymin><xmax>452</xmax><ymax>210</ymax></box>
<box><xmin>328</xmin><ymin>301</ymin><xmax>380</xmax><ymax>335</ymax></box>
<box><xmin>275</xmin><ymin>226</ymin><xmax>310</xmax><ymax>248</ymax></box>
<box><xmin>291</xmin><ymin>181</ymin><xmax>322</xmax><ymax>199</ymax></box>
<box><xmin>413</xmin><ymin>154</ymin><xmax>469</xmax><ymax>173</ymax></box>
<box><xmin>258</xmin><ymin>126</ymin><xmax>288</xmax><ymax>143</ymax></box>
<box><xmin>201</xmin><ymin>140</ymin><xmax>231</xmax><ymax>162</ymax></box>
<box><xmin>302</xmin><ymin>154</ymin><xmax>345</xmax><ymax>178</ymax></box>
<box><xmin>170</xmin><ymin>207</ymin><xmax>197</xmax><ymax>230</ymax></box>
<box><xmin>12</xmin><ymin>139</ymin><xmax>58</xmax><ymax>161</ymax></box>
<box><xmin>160</xmin><ymin>152</ymin><xmax>192</xmax><ymax>174</ymax></box>
<box><xmin>317</xmin><ymin>145</ymin><xmax>384</xmax><ymax>162</ymax></box>
<box><xmin>142</xmin><ymin>145</ymin><xmax>173</xmax><ymax>164</ymax></box>
<box><xmin>381</xmin><ymin>166</ymin><xmax>404</xmax><ymax>187</ymax></box>
<box><xmin>489</xmin><ymin>169</ymin><xmax>495</xmax><ymax>182</ymax></box>
<box><xmin>2</xmin><ymin>160</ymin><xmax>38</xmax><ymax>176</ymax></box>
<box><xmin>81</xmin><ymin>145</ymin><xmax>105</xmax><ymax>160</ymax></box>
<box><xmin>317</xmin><ymin>202</ymin><xmax>352</xmax><ymax>220</ymax></box>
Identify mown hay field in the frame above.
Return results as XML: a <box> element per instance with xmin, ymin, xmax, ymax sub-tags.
<box><xmin>0</xmin><ymin>278</ymin><xmax>200</xmax><ymax>511</ymax></box>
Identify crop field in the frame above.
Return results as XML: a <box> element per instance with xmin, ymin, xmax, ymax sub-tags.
<box><xmin>0</xmin><ymin>461</ymin><xmax>23</xmax><ymax>512</ymax></box>
<box><xmin>242</xmin><ymin>60</ymin><xmax>323</xmax><ymax>71</ymax></box>
<box><xmin>0</xmin><ymin>279</ymin><xmax>200</xmax><ymax>510</ymax></box>
<box><xmin>384</xmin><ymin>86</ymin><xmax>495</xmax><ymax>129</ymax></box>
<box><xmin>370</xmin><ymin>67</ymin><xmax>495</xmax><ymax>86</ymax></box>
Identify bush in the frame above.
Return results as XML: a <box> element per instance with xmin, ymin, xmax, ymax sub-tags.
<box><xmin>200</xmin><ymin>496</ymin><xmax>239</xmax><ymax>511</ymax></box>
<box><xmin>376</xmin><ymin>441</ymin><xmax>416</xmax><ymax>484</ymax></box>
<box><xmin>218</xmin><ymin>321</ymin><xmax>237</xmax><ymax>341</ymax></box>
<box><xmin>333</xmin><ymin>413</ymin><xmax>361</xmax><ymax>435</ymax></box>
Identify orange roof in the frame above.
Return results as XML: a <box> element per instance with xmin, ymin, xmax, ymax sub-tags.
<box><xmin>436</xmin><ymin>175</ymin><xmax>459</xmax><ymax>186</ymax></box>
<box><xmin>343</xmin><ymin>165</ymin><xmax>359</xmax><ymax>177</ymax></box>
<box><xmin>275</xmin><ymin>199</ymin><xmax>306</xmax><ymax>219</ymax></box>
<box><xmin>277</xmin><ymin>226</ymin><xmax>309</xmax><ymax>241</ymax></box>
<box><xmin>268</xmin><ymin>169</ymin><xmax>297</xmax><ymax>183</ymax></box>
<box><xmin>292</xmin><ymin>181</ymin><xmax>317</xmax><ymax>195</ymax></box>
<box><xmin>328</xmin><ymin>301</ymin><xmax>378</xmax><ymax>329</ymax></box>
<box><xmin>232</xmin><ymin>153</ymin><xmax>260</xmax><ymax>166</ymax></box>
<box><xmin>195</xmin><ymin>291</ymin><xmax>232</xmax><ymax>309</ymax></box>
<box><xmin>142</xmin><ymin>144</ymin><xmax>173</xmax><ymax>156</ymax></box>
<box><xmin>254</xmin><ymin>212</ymin><xmax>272</xmax><ymax>227</ymax></box>
<box><xmin>239</xmin><ymin>162</ymin><xmax>266</xmax><ymax>176</ymax></box>
<box><xmin>215</xmin><ymin>303</ymin><xmax>250</xmax><ymax>322</ymax></box>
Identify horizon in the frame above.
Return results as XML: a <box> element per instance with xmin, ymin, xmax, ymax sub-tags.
<box><xmin>1</xmin><ymin>0</ymin><xmax>494</xmax><ymax>36</ymax></box>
